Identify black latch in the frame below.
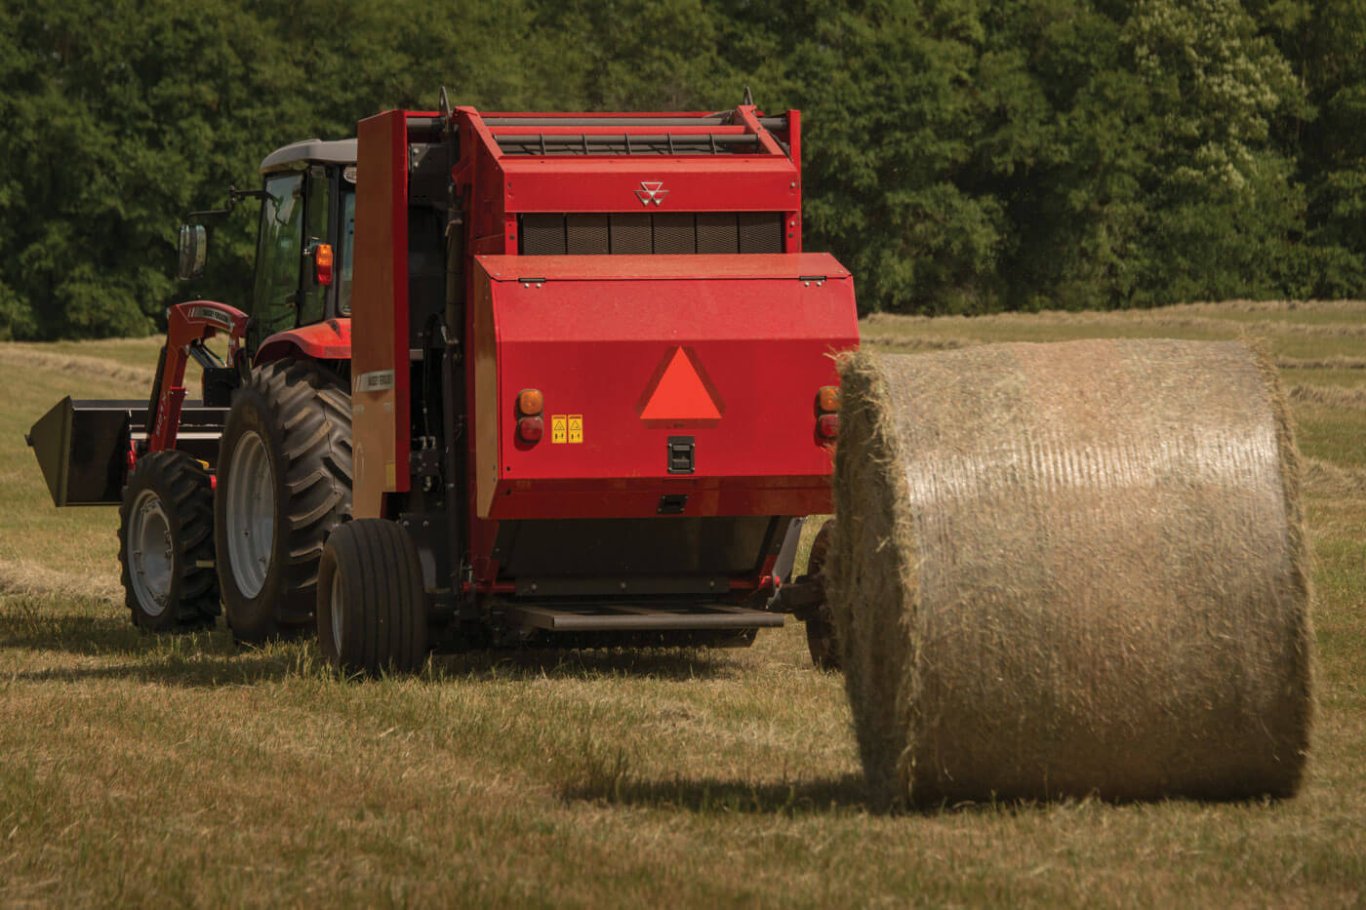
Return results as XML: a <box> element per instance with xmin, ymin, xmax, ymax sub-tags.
<box><xmin>667</xmin><ymin>436</ymin><xmax>695</xmax><ymax>474</ymax></box>
<box><xmin>658</xmin><ymin>494</ymin><xmax>688</xmax><ymax>515</ymax></box>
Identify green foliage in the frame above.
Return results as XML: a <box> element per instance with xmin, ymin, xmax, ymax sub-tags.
<box><xmin>0</xmin><ymin>0</ymin><xmax>1360</xmax><ymax>335</ymax></box>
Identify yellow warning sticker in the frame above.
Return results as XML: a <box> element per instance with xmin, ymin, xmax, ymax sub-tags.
<box><xmin>551</xmin><ymin>415</ymin><xmax>568</xmax><ymax>444</ymax></box>
<box><xmin>568</xmin><ymin>414</ymin><xmax>584</xmax><ymax>444</ymax></box>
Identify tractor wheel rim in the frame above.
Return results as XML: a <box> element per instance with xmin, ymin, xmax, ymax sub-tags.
<box><xmin>330</xmin><ymin>570</ymin><xmax>344</xmax><ymax>657</ymax></box>
<box><xmin>128</xmin><ymin>489</ymin><xmax>173</xmax><ymax>617</ymax></box>
<box><xmin>226</xmin><ymin>430</ymin><xmax>275</xmax><ymax>598</ymax></box>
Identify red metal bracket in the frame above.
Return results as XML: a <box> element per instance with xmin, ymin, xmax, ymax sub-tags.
<box><xmin>146</xmin><ymin>300</ymin><xmax>249</xmax><ymax>455</ymax></box>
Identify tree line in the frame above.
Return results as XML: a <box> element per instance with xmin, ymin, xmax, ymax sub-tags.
<box><xmin>0</xmin><ymin>0</ymin><xmax>1361</xmax><ymax>339</ymax></box>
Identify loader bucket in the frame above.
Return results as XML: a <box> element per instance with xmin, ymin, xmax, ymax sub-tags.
<box><xmin>28</xmin><ymin>398</ymin><xmax>138</xmax><ymax>506</ymax></box>
<box><xmin>26</xmin><ymin>398</ymin><xmax>228</xmax><ymax>507</ymax></box>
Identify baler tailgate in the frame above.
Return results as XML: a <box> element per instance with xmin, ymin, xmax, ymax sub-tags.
<box><xmin>473</xmin><ymin>253</ymin><xmax>860</xmax><ymax>521</ymax></box>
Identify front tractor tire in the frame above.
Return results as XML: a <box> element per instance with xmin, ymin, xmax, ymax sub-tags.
<box><xmin>316</xmin><ymin>520</ymin><xmax>428</xmax><ymax>676</ymax></box>
<box><xmin>117</xmin><ymin>450</ymin><xmax>219</xmax><ymax>632</ymax></box>
<box><xmin>215</xmin><ymin>359</ymin><xmax>351</xmax><ymax>644</ymax></box>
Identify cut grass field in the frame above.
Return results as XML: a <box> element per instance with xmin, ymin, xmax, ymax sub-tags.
<box><xmin>2</xmin><ymin>304</ymin><xmax>1364</xmax><ymax>907</ymax></box>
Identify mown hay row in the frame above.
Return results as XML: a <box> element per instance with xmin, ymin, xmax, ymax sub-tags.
<box><xmin>1275</xmin><ymin>356</ymin><xmax>1366</xmax><ymax>371</ymax></box>
<box><xmin>0</xmin><ymin>345</ymin><xmax>156</xmax><ymax>387</ymax></box>
<box><xmin>830</xmin><ymin>340</ymin><xmax>1313</xmax><ymax>807</ymax></box>
<box><xmin>1287</xmin><ymin>384</ymin><xmax>1366</xmax><ymax>410</ymax></box>
<box><xmin>1302</xmin><ymin>458</ymin><xmax>1366</xmax><ymax>498</ymax></box>
<box><xmin>0</xmin><ymin>557</ymin><xmax>122</xmax><ymax>602</ymax></box>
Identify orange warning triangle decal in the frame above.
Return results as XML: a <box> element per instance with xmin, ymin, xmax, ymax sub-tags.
<box><xmin>640</xmin><ymin>348</ymin><xmax>722</xmax><ymax>422</ymax></box>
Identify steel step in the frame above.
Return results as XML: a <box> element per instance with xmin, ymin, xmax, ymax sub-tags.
<box><xmin>503</xmin><ymin>603</ymin><xmax>784</xmax><ymax>633</ymax></box>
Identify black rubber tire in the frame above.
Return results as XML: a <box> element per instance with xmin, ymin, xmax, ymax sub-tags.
<box><xmin>117</xmin><ymin>450</ymin><xmax>219</xmax><ymax>632</ymax></box>
<box><xmin>316</xmin><ymin>519</ymin><xmax>428</xmax><ymax>676</ymax></box>
<box><xmin>215</xmin><ymin>359</ymin><xmax>351</xmax><ymax>644</ymax></box>
<box><xmin>803</xmin><ymin>520</ymin><xmax>840</xmax><ymax>671</ymax></box>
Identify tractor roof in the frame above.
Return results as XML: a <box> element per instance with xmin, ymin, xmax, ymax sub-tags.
<box><xmin>259</xmin><ymin>138</ymin><xmax>357</xmax><ymax>174</ymax></box>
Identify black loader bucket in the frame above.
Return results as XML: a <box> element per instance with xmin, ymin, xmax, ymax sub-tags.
<box><xmin>26</xmin><ymin>398</ymin><xmax>227</xmax><ymax>507</ymax></box>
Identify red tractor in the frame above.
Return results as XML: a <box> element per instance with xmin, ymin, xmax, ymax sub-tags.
<box><xmin>29</xmin><ymin>95</ymin><xmax>858</xmax><ymax>672</ymax></box>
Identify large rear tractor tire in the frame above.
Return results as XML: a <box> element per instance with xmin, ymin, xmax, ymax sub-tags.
<box><xmin>316</xmin><ymin>519</ymin><xmax>428</xmax><ymax>676</ymax></box>
<box><xmin>803</xmin><ymin>521</ymin><xmax>839</xmax><ymax>671</ymax></box>
<box><xmin>118</xmin><ymin>450</ymin><xmax>219</xmax><ymax>632</ymax></box>
<box><xmin>215</xmin><ymin>359</ymin><xmax>351</xmax><ymax>644</ymax></box>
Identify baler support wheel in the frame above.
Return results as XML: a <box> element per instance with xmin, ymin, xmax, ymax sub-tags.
<box><xmin>316</xmin><ymin>519</ymin><xmax>429</xmax><ymax>676</ymax></box>
<box><xmin>803</xmin><ymin>521</ymin><xmax>839</xmax><ymax>671</ymax></box>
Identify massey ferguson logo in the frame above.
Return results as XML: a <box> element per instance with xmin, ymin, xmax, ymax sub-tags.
<box><xmin>189</xmin><ymin>306</ymin><xmax>235</xmax><ymax>330</ymax></box>
<box><xmin>635</xmin><ymin>180</ymin><xmax>669</xmax><ymax>206</ymax></box>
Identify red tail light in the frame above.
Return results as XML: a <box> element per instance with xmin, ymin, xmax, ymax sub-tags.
<box><xmin>517</xmin><ymin>416</ymin><xmax>544</xmax><ymax>443</ymax></box>
<box><xmin>817</xmin><ymin>413</ymin><xmax>839</xmax><ymax>439</ymax></box>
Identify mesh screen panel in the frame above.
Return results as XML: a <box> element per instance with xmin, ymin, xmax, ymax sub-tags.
<box><xmin>609</xmin><ymin>214</ymin><xmax>653</xmax><ymax>254</ymax></box>
<box><xmin>738</xmin><ymin>212</ymin><xmax>784</xmax><ymax>253</ymax></box>
<box><xmin>696</xmin><ymin>214</ymin><xmax>740</xmax><ymax>253</ymax></box>
<box><xmin>521</xmin><ymin>214</ymin><xmax>566</xmax><ymax>255</ymax></box>
<box><xmin>565</xmin><ymin>214</ymin><xmax>610</xmax><ymax>254</ymax></box>
<box><xmin>517</xmin><ymin>213</ymin><xmax>783</xmax><ymax>255</ymax></box>
<box><xmin>650</xmin><ymin>214</ymin><xmax>697</xmax><ymax>254</ymax></box>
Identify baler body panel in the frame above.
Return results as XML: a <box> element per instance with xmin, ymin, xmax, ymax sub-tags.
<box><xmin>351</xmin><ymin>109</ymin><xmax>417</xmax><ymax>519</ymax></box>
<box><xmin>471</xmin><ymin>253</ymin><xmax>858</xmax><ymax>522</ymax></box>
<box><xmin>498</xmin><ymin>157</ymin><xmax>799</xmax><ymax>215</ymax></box>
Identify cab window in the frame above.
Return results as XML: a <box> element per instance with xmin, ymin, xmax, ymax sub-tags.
<box><xmin>338</xmin><ymin>189</ymin><xmax>355</xmax><ymax>315</ymax></box>
<box><xmin>252</xmin><ymin>172</ymin><xmax>304</xmax><ymax>343</ymax></box>
<box><xmin>296</xmin><ymin>168</ymin><xmax>332</xmax><ymax>327</ymax></box>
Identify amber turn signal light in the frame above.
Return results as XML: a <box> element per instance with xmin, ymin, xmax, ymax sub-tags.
<box><xmin>313</xmin><ymin>243</ymin><xmax>334</xmax><ymax>286</ymax></box>
<box><xmin>517</xmin><ymin>388</ymin><xmax>544</xmax><ymax>416</ymax></box>
<box><xmin>816</xmin><ymin>385</ymin><xmax>840</xmax><ymax>413</ymax></box>
<box><xmin>517</xmin><ymin>416</ymin><xmax>544</xmax><ymax>443</ymax></box>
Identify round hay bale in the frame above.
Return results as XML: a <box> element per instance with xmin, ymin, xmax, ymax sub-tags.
<box><xmin>829</xmin><ymin>339</ymin><xmax>1313</xmax><ymax>807</ymax></box>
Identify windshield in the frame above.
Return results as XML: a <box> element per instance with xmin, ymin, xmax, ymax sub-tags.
<box><xmin>338</xmin><ymin>189</ymin><xmax>355</xmax><ymax>315</ymax></box>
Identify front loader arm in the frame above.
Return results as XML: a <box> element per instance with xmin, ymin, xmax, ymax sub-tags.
<box><xmin>145</xmin><ymin>301</ymin><xmax>249</xmax><ymax>456</ymax></box>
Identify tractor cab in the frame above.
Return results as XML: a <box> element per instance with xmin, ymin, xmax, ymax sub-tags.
<box><xmin>178</xmin><ymin>138</ymin><xmax>357</xmax><ymax>356</ymax></box>
<box><xmin>250</xmin><ymin>139</ymin><xmax>356</xmax><ymax>350</ymax></box>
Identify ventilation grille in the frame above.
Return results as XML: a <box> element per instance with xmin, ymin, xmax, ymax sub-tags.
<box><xmin>520</xmin><ymin>213</ymin><xmax>784</xmax><ymax>255</ymax></box>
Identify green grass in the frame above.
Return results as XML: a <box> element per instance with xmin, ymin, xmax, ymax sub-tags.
<box><xmin>2</xmin><ymin>302</ymin><xmax>1365</xmax><ymax>907</ymax></box>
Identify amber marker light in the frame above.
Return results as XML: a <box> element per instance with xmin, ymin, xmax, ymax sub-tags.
<box><xmin>517</xmin><ymin>388</ymin><xmax>544</xmax><ymax>416</ymax></box>
<box><xmin>815</xmin><ymin>385</ymin><xmax>840</xmax><ymax>439</ymax></box>
<box><xmin>313</xmin><ymin>243</ymin><xmax>334</xmax><ymax>286</ymax></box>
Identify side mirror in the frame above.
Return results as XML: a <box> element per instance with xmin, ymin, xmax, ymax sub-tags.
<box><xmin>177</xmin><ymin>224</ymin><xmax>207</xmax><ymax>280</ymax></box>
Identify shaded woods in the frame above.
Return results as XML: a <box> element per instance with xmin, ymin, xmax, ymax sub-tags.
<box><xmin>0</xmin><ymin>0</ymin><xmax>1362</xmax><ymax>338</ymax></box>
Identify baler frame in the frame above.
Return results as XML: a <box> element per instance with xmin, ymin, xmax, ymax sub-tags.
<box><xmin>347</xmin><ymin>102</ymin><xmax>855</xmax><ymax>651</ymax></box>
